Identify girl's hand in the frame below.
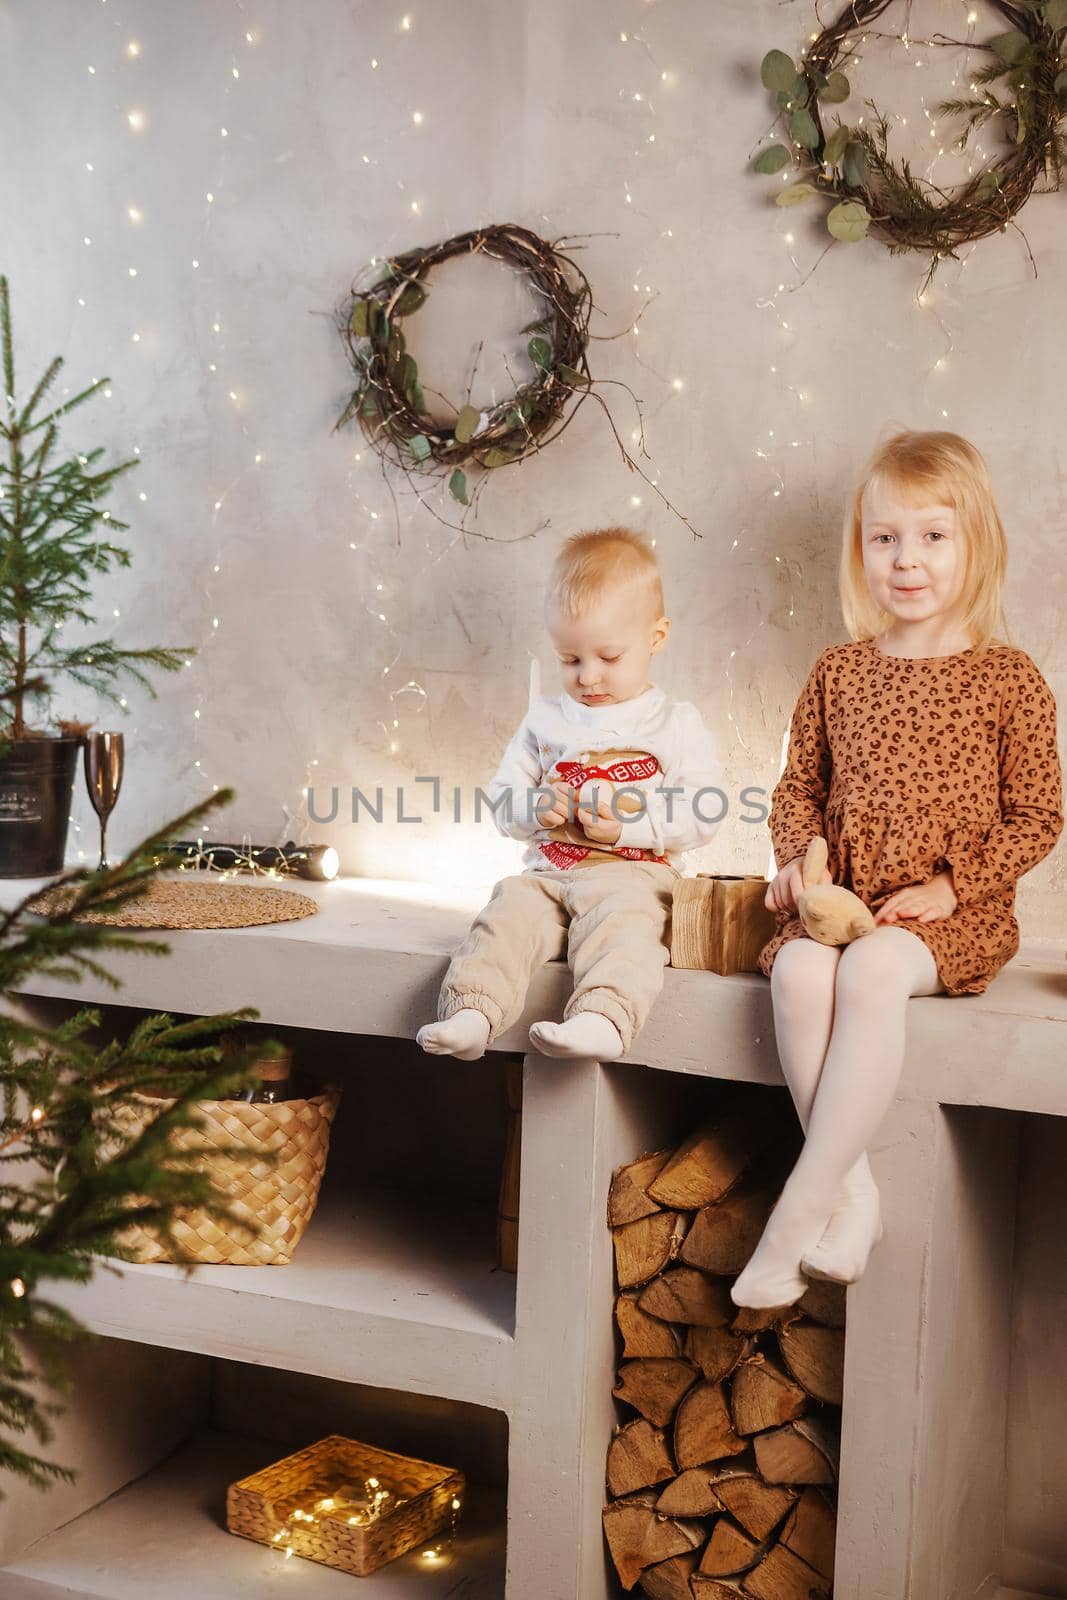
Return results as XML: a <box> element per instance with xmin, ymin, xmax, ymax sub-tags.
<box><xmin>578</xmin><ymin>794</ymin><xmax>623</xmax><ymax>847</ymax></box>
<box><xmin>536</xmin><ymin>780</ymin><xmax>576</xmax><ymax>830</ymax></box>
<box><xmin>874</xmin><ymin>870</ymin><xmax>958</xmax><ymax>926</ymax></box>
<box><xmin>765</xmin><ymin>854</ymin><xmax>826</xmax><ymax>914</ymax></box>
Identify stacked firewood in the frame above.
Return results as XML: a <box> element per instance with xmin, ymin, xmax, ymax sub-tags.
<box><xmin>603</xmin><ymin>1100</ymin><xmax>845</xmax><ymax>1598</ymax></box>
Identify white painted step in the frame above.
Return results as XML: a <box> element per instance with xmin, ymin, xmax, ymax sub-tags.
<box><xmin>0</xmin><ymin>1577</ymin><xmax>99</xmax><ymax>1600</ymax></box>
<box><xmin>47</xmin><ymin>1181</ymin><xmax>515</xmax><ymax>1411</ymax></box>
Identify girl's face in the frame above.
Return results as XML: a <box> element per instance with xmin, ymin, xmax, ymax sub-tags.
<box><xmin>860</xmin><ymin>481</ymin><xmax>967</xmax><ymax>631</ymax></box>
<box><xmin>546</xmin><ymin>589</ymin><xmax>670</xmax><ymax>707</ymax></box>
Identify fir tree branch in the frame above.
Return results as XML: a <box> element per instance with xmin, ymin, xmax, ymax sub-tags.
<box><xmin>0</xmin><ymin>787</ymin><xmax>279</xmax><ymax>1495</ymax></box>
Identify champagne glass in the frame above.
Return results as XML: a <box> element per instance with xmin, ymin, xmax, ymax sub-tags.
<box><xmin>84</xmin><ymin>732</ymin><xmax>125</xmax><ymax>871</ymax></box>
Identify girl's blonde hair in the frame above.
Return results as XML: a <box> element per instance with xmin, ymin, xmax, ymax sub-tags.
<box><xmin>548</xmin><ymin>526</ymin><xmax>665</xmax><ymax>618</ymax></box>
<box><xmin>839</xmin><ymin>430</ymin><xmax>1008</xmax><ymax>649</ymax></box>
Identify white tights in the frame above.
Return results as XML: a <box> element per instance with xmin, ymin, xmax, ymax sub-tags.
<box><xmin>731</xmin><ymin>925</ymin><xmax>942</xmax><ymax>1307</ymax></box>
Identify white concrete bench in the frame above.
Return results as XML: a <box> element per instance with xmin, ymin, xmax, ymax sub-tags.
<box><xmin>3</xmin><ymin>874</ymin><xmax>1064</xmax><ymax>1599</ymax></box>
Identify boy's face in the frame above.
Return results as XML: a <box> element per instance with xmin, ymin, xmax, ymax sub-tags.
<box><xmin>546</xmin><ymin>588</ymin><xmax>670</xmax><ymax>707</ymax></box>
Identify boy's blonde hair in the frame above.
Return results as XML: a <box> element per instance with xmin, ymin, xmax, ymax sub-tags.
<box><xmin>839</xmin><ymin>430</ymin><xmax>1007</xmax><ymax>649</ymax></box>
<box><xmin>548</xmin><ymin>527</ymin><xmax>665</xmax><ymax>618</ymax></box>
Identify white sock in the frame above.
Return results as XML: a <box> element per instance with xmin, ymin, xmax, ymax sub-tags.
<box><xmin>528</xmin><ymin>1013</ymin><xmax>624</xmax><ymax>1061</ymax></box>
<box><xmin>416</xmin><ymin>1009</ymin><xmax>490</xmax><ymax>1061</ymax></box>
<box><xmin>802</xmin><ymin>1180</ymin><xmax>883</xmax><ymax>1284</ymax></box>
<box><xmin>730</xmin><ymin>1193</ymin><xmax>831</xmax><ymax>1308</ymax></box>
<box><xmin>732</xmin><ymin>929</ymin><xmax>940</xmax><ymax>1309</ymax></box>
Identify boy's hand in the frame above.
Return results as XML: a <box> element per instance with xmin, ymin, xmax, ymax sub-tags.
<box><xmin>578</xmin><ymin>793</ymin><xmax>623</xmax><ymax>847</ymax></box>
<box><xmin>765</xmin><ymin>854</ymin><xmax>827</xmax><ymax>914</ymax></box>
<box><xmin>536</xmin><ymin>780</ymin><xmax>577</xmax><ymax>831</ymax></box>
<box><xmin>874</xmin><ymin>870</ymin><xmax>958</xmax><ymax>925</ymax></box>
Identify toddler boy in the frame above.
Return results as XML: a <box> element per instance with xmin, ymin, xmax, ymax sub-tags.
<box><xmin>416</xmin><ymin>527</ymin><xmax>722</xmax><ymax>1062</ymax></box>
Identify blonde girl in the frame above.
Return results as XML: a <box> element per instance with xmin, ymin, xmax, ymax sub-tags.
<box><xmin>732</xmin><ymin>431</ymin><xmax>1063</xmax><ymax>1309</ymax></box>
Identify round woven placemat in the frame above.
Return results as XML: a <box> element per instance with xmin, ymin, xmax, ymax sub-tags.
<box><xmin>27</xmin><ymin>876</ymin><xmax>320</xmax><ymax>930</ymax></box>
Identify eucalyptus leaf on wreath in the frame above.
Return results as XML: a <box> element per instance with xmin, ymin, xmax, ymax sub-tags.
<box><xmin>448</xmin><ymin>469</ymin><xmax>469</xmax><ymax>505</ymax></box>
<box><xmin>823</xmin><ymin>125</ymin><xmax>851</xmax><ymax>166</ymax></box>
<box><xmin>754</xmin><ymin>143</ymin><xmax>792</xmax><ymax>174</ymax></box>
<box><xmin>395</xmin><ymin>281</ymin><xmax>427</xmax><ymax>315</ymax></box>
<box><xmin>782</xmin><ymin>73</ymin><xmax>809</xmax><ymax>108</ymax></box>
<box><xmin>527</xmin><ymin>335</ymin><xmax>552</xmax><ymax>371</ymax></box>
<box><xmin>761</xmin><ymin>49</ymin><xmax>798</xmax><ymax>92</ymax></box>
<box><xmin>826</xmin><ymin>199</ymin><xmax>871</xmax><ymax>242</ymax></box>
<box><xmin>821</xmin><ymin>70</ymin><xmax>851</xmax><ymax>103</ymax></box>
<box><xmin>775</xmin><ymin>180</ymin><xmax>820</xmax><ymax>206</ymax></box>
<box><xmin>453</xmin><ymin>404</ymin><xmax>481</xmax><ymax>444</ymax></box>
<box><xmin>841</xmin><ymin>140</ymin><xmax>869</xmax><ymax>188</ymax></box>
<box><xmin>790</xmin><ymin>107</ymin><xmax>820</xmax><ymax>149</ymax></box>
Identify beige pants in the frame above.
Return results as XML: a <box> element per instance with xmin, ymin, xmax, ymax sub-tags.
<box><xmin>439</xmin><ymin>861</ymin><xmax>676</xmax><ymax>1051</ymax></box>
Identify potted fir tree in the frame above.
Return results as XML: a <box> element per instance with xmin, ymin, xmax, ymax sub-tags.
<box><xmin>0</xmin><ymin>275</ymin><xmax>189</xmax><ymax>876</ymax></box>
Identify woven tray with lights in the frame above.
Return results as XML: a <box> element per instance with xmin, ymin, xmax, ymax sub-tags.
<box><xmin>108</xmin><ymin>1087</ymin><xmax>341</xmax><ymax>1265</ymax></box>
<box><xmin>26</xmin><ymin>876</ymin><xmax>319</xmax><ymax>929</ymax></box>
<box><xmin>227</xmin><ymin>1435</ymin><xmax>465</xmax><ymax>1576</ymax></box>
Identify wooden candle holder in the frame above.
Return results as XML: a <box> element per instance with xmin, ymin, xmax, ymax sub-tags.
<box><xmin>670</xmin><ymin>875</ymin><xmax>777</xmax><ymax>976</ymax></box>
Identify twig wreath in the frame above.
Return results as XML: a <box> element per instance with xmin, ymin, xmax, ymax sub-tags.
<box><xmin>752</xmin><ymin>0</ymin><xmax>1067</xmax><ymax>275</ymax></box>
<box><xmin>335</xmin><ymin>223</ymin><xmax>696</xmax><ymax>535</ymax></box>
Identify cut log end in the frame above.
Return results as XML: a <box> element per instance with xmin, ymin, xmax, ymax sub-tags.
<box><xmin>618</xmin><ymin>1290</ymin><xmax>685</xmax><ymax>1359</ymax></box>
<box><xmin>614</xmin><ymin>1211</ymin><xmax>688</xmax><ymax>1290</ymax></box>
<box><xmin>697</xmin><ymin>1514</ymin><xmax>761</xmax><ymax>1577</ymax></box>
<box><xmin>609</xmin><ymin>1149</ymin><xmax>673</xmax><ymax>1227</ymax></box>
<box><xmin>602</xmin><ymin>1501</ymin><xmax>704</xmax><ymax>1591</ymax></box>
<box><xmin>730</xmin><ymin>1353</ymin><xmax>809</xmax><ymax>1436</ymax></box>
<box><xmin>779</xmin><ymin>1321</ymin><xmax>846</xmax><ymax>1406</ymax></box>
<box><xmin>607</xmin><ymin>1418</ymin><xmax>676</xmax><ymax>1499</ymax></box>
<box><xmin>613</xmin><ymin>1359</ymin><xmax>699</xmax><ymax>1428</ymax></box>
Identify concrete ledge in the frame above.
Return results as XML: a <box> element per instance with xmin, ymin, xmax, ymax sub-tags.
<box><xmin>7</xmin><ymin>873</ymin><xmax>1064</xmax><ymax>1116</ymax></box>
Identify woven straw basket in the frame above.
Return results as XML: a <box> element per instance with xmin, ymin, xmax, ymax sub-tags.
<box><xmin>109</xmin><ymin>1088</ymin><xmax>341</xmax><ymax>1266</ymax></box>
<box><xmin>227</xmin><ymin>1435</ymin><xmax>465</xmax><ymax>1576</ymax></box>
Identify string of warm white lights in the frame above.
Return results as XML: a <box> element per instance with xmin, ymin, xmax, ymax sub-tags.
<box><xmin>52</xmin><ymin>5</ymin><xmax>707</xmax><ymax>880</ymax></box>
<box><xmin>3</xmin><ymin>1102</ymin><xmax>47</xmax><ymax>1303</ymax></box>
<box><xmin>731</xmin><ymin>0</ymin><xmax>1001</xmax><ymax>755</ymax></box>
<box><xmin>266</xmin><ymin>1479</ymin><xmax>463</xmax><ymax>1568</ymax></box>
<box><xmin>52</xmin><ymin>4</ymin><xmax>1003</xmax><ymax>881</ymax></box>
<box><xmin>62</xmin><ymin>5</ymin><xmax>264</xmax><ymax>855</ymax></box>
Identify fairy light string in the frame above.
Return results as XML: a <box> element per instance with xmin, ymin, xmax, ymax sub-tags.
<box><xmin>60</xmin><ymin>7</ymin><xmax>703</xmax><ymax>877</ymax></box>
<box><xmin>741</xmin><ymin>0</ymin><xmax>1005</xmax><ymax>775</ymax></box>
<box><xmin>54</xmin><ymin>5</ymin><xmax>917</xmax><ymax>880</ymax></box>
<box><xmin>266</xmin><ymin>1477</ymin><xmax>463</xmax><ymax>1569</ymax></box>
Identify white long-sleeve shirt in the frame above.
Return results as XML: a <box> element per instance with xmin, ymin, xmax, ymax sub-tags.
<box><xmin>486</xmin><ymin>684</ymin><xmax>724</xmax><ymax>873</ymax></box>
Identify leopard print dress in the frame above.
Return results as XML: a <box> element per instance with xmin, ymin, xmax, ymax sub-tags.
<box><xmin>757</xmin><ymin>640</ymin><xmax>1064</xmax><ymax>995</ymax></box>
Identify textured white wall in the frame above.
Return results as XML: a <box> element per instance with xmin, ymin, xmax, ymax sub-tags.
<box><xmin>0</xmin><ymin>0</ymin><xmax>1062</xmax><ymax>935</ymax></box>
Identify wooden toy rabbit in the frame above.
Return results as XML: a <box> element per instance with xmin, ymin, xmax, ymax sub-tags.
<box><xmin>797</xmin><ymin>836</ymin><xmax>875</xmax><ymax>947</ymax></box>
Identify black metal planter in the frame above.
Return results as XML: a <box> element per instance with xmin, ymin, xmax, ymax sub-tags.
<box><xmin>0</xmin><ymin>736</ymin><xmax>81</xmax><ymax>877</ymax></box>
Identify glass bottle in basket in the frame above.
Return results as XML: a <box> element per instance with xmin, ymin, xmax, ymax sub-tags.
<box><xmin>231</xmin><ymin>1042</ymin><xmax>293</xmax><ymax>1103</ymax></box>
